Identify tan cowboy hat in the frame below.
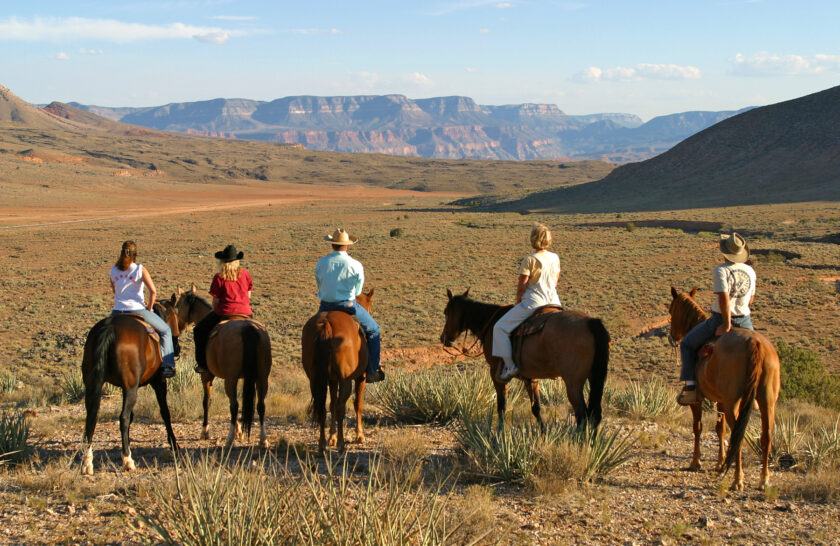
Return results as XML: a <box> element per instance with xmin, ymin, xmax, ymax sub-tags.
<box><xmin>720</xmin><ymin>232</ymin><xmax>749</xmax><ymax>263</ymax></box>
<box><xmin>324</xmin><ymin>228</ymin><xmax>358</xmax><ymax>245</ymax></box>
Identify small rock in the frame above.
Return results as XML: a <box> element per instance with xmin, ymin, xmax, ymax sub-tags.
<box><xmin>774</xmin><ymin>502</ymin><xmax>796</xmax><ymax>512</ymax></box>
<box><xmin>67</xmin><ymin>505</ymin><xmax>75</xmax><ymax>515</ymax></box>
<box><xmin>733</xmin><ymin>517</ymin><xmax>743</xmax><ymax>524</ymax></box>
<box><xmin>673</xmin><ymin>490</ymin><xmax>689</xmax><ymax>499</ymax></box>
<box><xmin>698</xmin><ymin>516</ymin><xmax>714</xmax><ymax>529</ymax></box>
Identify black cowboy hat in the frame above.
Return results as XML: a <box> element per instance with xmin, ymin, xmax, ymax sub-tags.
<box><xmin>215</xmin><ymin>244</ymin><xmax>244</xmax><ymax>262</ymax></box>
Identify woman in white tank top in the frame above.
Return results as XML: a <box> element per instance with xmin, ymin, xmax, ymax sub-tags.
<box><xmin>493</xmin><ymin>223</ymin><xmax>562</xmax><ymax>382</ymax></box>
<box><xmin>109</xmin><ymin>240</ymin><xmax>176</xmax><ymax>378</ymax></box>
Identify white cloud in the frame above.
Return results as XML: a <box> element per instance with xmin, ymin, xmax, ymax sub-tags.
<box><xmin>0</xmin><ymin>16</ymin><xmax>244</xmax><ymax>43</ymax></box>
<box><xmin>78</xmin><ymin>48</ymin><xmax>105</xmax><ymax>55</ymax></box>
<box><xmin>428</xmin><ymin>0</ymin><xmax>514</xmax><ymax>15</ymax></box>
<box><xmin>729</xmin><ymin>51</ymin><xmax>840</xmax><ymax>77</ymax></box>
<box><xmin>209</xmin><ymin>15</ymin><xmax>257</xmax><ymax>21</ymax></box>
<box><xmin>560</xmin><ymin>2</ymin><xmax>588</xmax><ymax>9</ymax></box>
<box><xmin>573</xmin><ymin>63</ymin><xmax>701</xmax><ymax>83</ymax></box>
<box><xmin>289</xmin><ymin>28</ymin><xmax>342</xmax><ymax>35</ymax></box>
<box><xmin>495</xmin><ymin>2</ymin><xmax>514</xmax><ymax>7</ymax></box>
<box><xmin>479</xmin><ymin>28</ymin><xmax>491</xmax><ymax>34</ymax></box>
<box><xmin>193</xmin><ymin>31</ymin><xmax>229</xmax><ymax>44</ymax></box>
<box><xmin>465</xmin><ymin>67</ymin><xmax>478</xmax><ymax>73</ymax></box>
<box><xmin>404</xmin><ymin>72</ymin><xmax>435</xmax><ymax>87</ymax></box>
<box><xmin>54</xmin><ymin>51</ymin><xmax>69</xmax><ymax>60</ymax></box>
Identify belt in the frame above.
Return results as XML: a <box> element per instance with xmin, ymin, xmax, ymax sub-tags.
<box><xmin>712</xmin><ymin>312</ymin><xmax>746</xmax><ymax>318</ymax></box>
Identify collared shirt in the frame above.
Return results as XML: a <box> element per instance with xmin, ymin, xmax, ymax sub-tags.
<box><xmin>316</xmin><ymin>251</ymin><xmax>364</xmax><ymax>302</ymax></box>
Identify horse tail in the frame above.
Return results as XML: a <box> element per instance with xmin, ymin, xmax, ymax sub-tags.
<box><xmin>723</xmin><ymin>337</ymin><xmax>764</xmax><ymax>473</ymax></box>
<box><xmin>240</xmin><ymin>323</ymin><xmax>261</xmax><ymax>439</ymax></box>
<box><xmin>84</xmin><ymin>318</ymin><xmax>115</xmax><ymax>440</ymax></box>
<box><xmin>311</xmin><ymin>317</ymin><xmax>333</xmax><ymax>425</ymax></box>
<box><xmin>586</xmin><ymin>318</ymin><xmax>610</xmax><ymax>428</ymax></box>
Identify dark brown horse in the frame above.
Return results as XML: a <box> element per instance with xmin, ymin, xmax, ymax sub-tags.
<box><xmin>81</xmin><ymin>299</ymin><xmax>180</xmax><ymax>475</ymax></box>
<box><xmin>440</xmin><ymin>289</ymin><xmax>610</xmax><ymax>429</ymax></box>
<box><xmin>669</xmin><ymin>287</ymin><xmax>780</xmax><ymax>490</ymax></box>
<box><xmin>302</xmin><ymin>290</ymin><xmax>374</xmax><ymax>453</ymax></box>
<box><xmin>174</xmin><ymin>286</ymin><xmax>272</xmax><ymax>448</ymax></box>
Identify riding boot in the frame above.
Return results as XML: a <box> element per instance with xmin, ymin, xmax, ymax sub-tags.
<box><xmin>498</xmin><ymin>357</ymin><xmax>519</xmax><ymax>382</ymax></box>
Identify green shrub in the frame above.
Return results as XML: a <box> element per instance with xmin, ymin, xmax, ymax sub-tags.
<box><xmin>389</xmin><ymin>227</ymin><xmax>404</xmax><ymax>238</ymax></box>
<box><xmin>0</xmin><ymin>409</ymin><xmax>30</xmax><ymax>464</ymax></box>
<box><xmin>0</xmin><ymin>372</ymin><xmax>17</xmax><ymax>395</ymax></box>
<box><xmin>777</xmin><ymin>341</ymin><xmax>840</xmax><ymax>409</ymax></box>
<box><xmin>609</xmin><ymin>379</ymin><xmax>678</xmax><ymax>420</ymax></box>
<box><xmin>625</xmin><ymin>222</ymin><xmax>636</xmax><ymax>232</ymax></box>
<box><xmin>456</xmin><ymin>412</ymin><xmax>634</xmax><ymax>483</ymax></box>
<box><xmin>60</xmin><ymin>371</ymin><xmax>85</xmax><ymax>404</ymax></box>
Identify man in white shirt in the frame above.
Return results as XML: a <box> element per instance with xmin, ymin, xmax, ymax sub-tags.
<box><xmin>677</xmin><ymin>232</ymin><xmax>756</xmax><ymax>405</ymax></box>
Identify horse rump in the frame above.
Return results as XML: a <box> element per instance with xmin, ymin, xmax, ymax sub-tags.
<box><xmin>586</xmin><ymin>318</ymin><xmax>610</xmax><ymax>427</ymax></box>
<box><xmin>240</xmin><ymin>323</ymin><xmax>261</xmax><ymax>438</ymax></box>
<box><xmin>722</xmin><ymin>337</ymin><xmax>764</xmax><ymax>473</ymax></box>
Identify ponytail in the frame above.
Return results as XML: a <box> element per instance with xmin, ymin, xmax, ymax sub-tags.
<box><xmin>116</xmin><ymin>241</ymin><xmax>137</xmax><ymax>271</ymax></box>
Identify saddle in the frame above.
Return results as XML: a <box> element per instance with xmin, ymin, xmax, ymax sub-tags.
<box><xmin>511</xmin><ymin>305</ymin><xmax>563</xmax><ymax>365</ymax></box>
<box><xmin>120</xmin><ymin>314</ymin><xmax>160</xmax><ymax>344</ymax></box>
<box><xmin>209</xmin><ymin>315</ymin><xmax>266</xmax><ymax>339</ymax></box>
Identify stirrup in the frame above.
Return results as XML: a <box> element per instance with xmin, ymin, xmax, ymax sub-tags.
<box><xmin>676</xmin><ymin>387</ymin><xmax>699</xmax><ymax>406</ymax></box>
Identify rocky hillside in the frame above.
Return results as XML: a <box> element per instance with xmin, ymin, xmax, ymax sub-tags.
<box><xmin>71</xmin><ymin>95</ymin><xmax>747</xmax><ymax>162</ymax></box>
<box><xmin>495</xmin><ymin>84</ymin><xmax>840</xmax><ymax>212</ymax></box>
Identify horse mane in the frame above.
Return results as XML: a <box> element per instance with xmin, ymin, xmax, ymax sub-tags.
<box><xmin>451</xmin><ymin>295</ymin><xmax>505</xmax><ymax>337</ymax></box>
<box><xmin>185</xmin><ymin>291</ymin><xmax>212</xmax><ymax>309</ymax></box>
<box><xmin>677</xmin><ymin>293</ymin><xmax>710</xmax><ymax>332</ymax></box>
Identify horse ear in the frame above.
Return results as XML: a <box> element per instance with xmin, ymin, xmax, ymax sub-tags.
<box><xmin>190</xmin><ymin>283</ymin><xmax>196</xmax><ymax>293</ymax></box>
<box><xmin>463</xmin><ymin>287</ymin><xmax>471</xmax><ymax>298</ymax></box>
<box><xmin>367</xmin><ymin>287</ymin><xmax>375</xmax><ymax>298</ymax></box>
<box><xmin>690</xmin><ymin>286</ymin><xmax>698</xmax><ymax>298</ymax></box>
<box><xmin>446</xmin><ymin>289</ymin><xmax>453</xmax><ymax>300</ymax></box>
<box><xmin>670</xmin><ymin>287</ymin><xmax>678</xmax><ymax>299</ymax></box>
<box><xmin>170</xmin><ymin>293</ymin><xmax>177</xmax><ymax>305</ymax></box>
<box><xmin>177</xmin><ymin>285</ymin><xmax>184</xmax><ymax>295</ymax></box>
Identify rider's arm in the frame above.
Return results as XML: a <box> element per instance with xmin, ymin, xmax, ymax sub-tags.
<box><xmin>715</xmin><ymin>292</ymin><xmax>731</xmax><ymax>335</ymax></box>
<box><xmin>110</xmin><ymin>279</ymin><xmax>115</xmax><ymax>295</ymax></box>
<box><xmin>515</xmin><ymin>274</ymin><xmax>529</xmax><ymax>304</ymax></box>
<box><xmin>355</xmin><ymin>263</ymin><xmax>365</xmax><ymax>297</ymax></box>
<box><xmin>141</xmin><ymin>267</ymin><xmax>157</xmax><ymax>311</ymax></box>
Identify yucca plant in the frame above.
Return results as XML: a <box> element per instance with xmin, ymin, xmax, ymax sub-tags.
<box><xmin>0</xmin><ymin>409</ymin><xmax>30</xmax><ymax>464</ymax></box>
<box><xmin>0</xmin><ymin>372</ymin><xmax>17</xmax><ymax>395</ymax></box>
<box><xmin>60</xmin><ymin>370</ymin><xmax>86</xmax><ymax>404</ymax></box>
<box><xmin>610</xmin><ymin>379</ymin><xmax>678</xmax><ymax>420</ymax></box>
<box><xmin>746</xmin><ymin>412</ymin><xmax>805</xmax><ymax>469</ymax></box>
<box><xmin>804</xmin><ymin>419</ymin><xmax>840</xmax><ymax>470</ymax></box>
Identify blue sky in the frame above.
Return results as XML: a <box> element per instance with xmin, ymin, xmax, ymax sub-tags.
<box><xmin>1</xmin><ymin>0</ymin><xmax>839</xmax><ymax>119</ymax></box>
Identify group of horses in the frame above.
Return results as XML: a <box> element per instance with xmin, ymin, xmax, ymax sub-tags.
<box><xmin>79</xmin><ymin>285</ymin><xmax>780</xmax><ymax>491</ymax></box>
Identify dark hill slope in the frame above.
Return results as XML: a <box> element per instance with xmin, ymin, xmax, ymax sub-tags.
<box><xmin>498</xmin><ymin>85</ymin><xmax>840</xmax><ymax>212</ymax></box>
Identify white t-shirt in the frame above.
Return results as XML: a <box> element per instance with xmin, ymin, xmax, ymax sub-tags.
<box><xmin>111</xmin><ymin>263</ymin><xmax>146</xmax><ymax>311</ymax></box>
<box><xmin>711</xmin><ymin>262</ymin><xmax>756</xmax><ymax>317</ymax></box>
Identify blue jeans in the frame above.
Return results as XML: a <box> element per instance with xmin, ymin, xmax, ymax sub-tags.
<box><xmin>111</xmin><ymin>309</ymin><xmax>176</xmax><ymax>369</ymax></box>
<box><xmin>319</xmin><ymin>300</ymin><xmax>381</xmax><ymax>376</ymax></box>
<box><xmin>680</xmin><ymin>312</ymin><xmax>754</xmax><ymax>381</ymax></box>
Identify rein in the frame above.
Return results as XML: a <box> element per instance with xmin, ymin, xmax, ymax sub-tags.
<box><xmin>442</xmin><ymin>306</ymin><xmax>507</xmax><ymax>359</ymax></box>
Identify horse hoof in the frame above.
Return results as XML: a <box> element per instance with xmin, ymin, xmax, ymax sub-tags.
<box><xmin>122</xmin><ymin>458</ymin><xmax>136</xmax><ymax>472</ymax></box>
<box><xmin>328</xmin><ymin>435</ymin><xmax>338</xmax><ymax>447</ymax></box>
<box><xmin>353</xmin><ymin>436</ymin><xmax>365</xmax><ymax>445</ymax></box>
<box><xmin>200</xmin><ymin>431</ymin><xmax>211</xmax><ymax>441</ymax></box>
<box><xmin>687</xmin><ymin>462</ymin><xmax>701</xmax><ymax>472</ymax></box>
<box><xmin>81</xmin><ymin>462</ymin><xmax>94</xmax><ymax>476</ymax></box>
<box><xmin>260</xmin><ymin>439</ymin><xmax>270</xmax><ymax>449</ymax></box>
<box><xmin>730</xmin><ymin>482</ymin><xmax>744</xmax><ymax>491</ymax></box>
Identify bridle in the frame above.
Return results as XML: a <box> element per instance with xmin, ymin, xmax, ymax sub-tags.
<box><xmin>441</xmin><ymin>306</ymin><xmax>507</xmax><ymax>359</ymax></box>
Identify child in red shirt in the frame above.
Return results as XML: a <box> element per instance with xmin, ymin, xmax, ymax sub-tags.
<box><xmin>193</xmin><ymin>245</ymin><xmax>253</xmax><ymax>373</ymax></box>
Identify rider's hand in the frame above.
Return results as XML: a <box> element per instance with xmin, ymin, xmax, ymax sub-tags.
<box><xmin>715</xmin><ymin>324</ymin><xmax>731</xmax><ymax>336</ymax></box>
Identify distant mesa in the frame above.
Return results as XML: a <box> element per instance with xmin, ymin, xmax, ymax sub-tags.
<box><xmin>67</xmin><ymin>93</ymin><xmax>748</xmax><ymax>163</ymax></box>
<box><xmin>494</xmin><ymin>84</ymin><xmax>840</xmax><ymax>212</ymax></box>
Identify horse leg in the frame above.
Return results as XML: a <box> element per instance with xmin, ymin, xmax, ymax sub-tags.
<box><xmin>688</xmin><ymin>403</ymin><xmax>703</xmax><ymax>471</ymax></box>
<box><xmin>224</xmin><ymin>378</ymin><xmax>239</xmax><ymax>449</ymax></box>
<box><xmin>523</xmin><ymin>379</ymin><xmax>545</xmax><ymax>432</ymax></box>
<box><xmin>494</xmin><ymin>380</ymin><xmax>508</xmax><ymax>430</ymax></box>
<box><xmin>120</xmin><ymin>387</ymin><xmax>139</xmax><ymax>471</ymax></box>
<box><xmin>328</xmin><ymin>380</ymin><xmax>339</xmax><ymax>447</ymax></box>
<box><xmin>201</xmin><ymin>375</ymin><xmax>213</xmax><ymax>440</ymax></box>
<box><xmin>257</xmin><ymin>374</ymin><xmax>269</xmax><ymax>449</ymax></box>
<box><xmin>565</xmin><ymin>379</ymin><xmax>587</xmax><ymax>428</ymax></box>
<box><xmin>336</xmin><ymin>379</ymin><xmax>352</xmax><ymax>452</ymax></box>
<box><xmin>81</xmin><ymin>383</ymin><xmax>103</xmax><ymax>476</ymax></box>
<box><xmin>152</xmin><ymin>376</ymin><xmax>178</xmax><ymax>451</ymax></box>
<box><xmin>758</xmin><ymin>393</ymin><xmax>775</xmax><ymax>490</ymax></box>
<box><xmin>724</xmin><ymin>409</ymin><xmax>744</xmax><ymax>491</ymax></box>
<box><xmin>715</xmin><ymin>403</ymin><xmax>727</xmax><ymax>472</ymax></box>
<box><xmin>353</xmin><ymin>378</ymin><xmax>366</xmax><ymax>444</ymax></box>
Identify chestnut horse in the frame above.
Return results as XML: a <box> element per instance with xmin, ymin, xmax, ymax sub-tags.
<box><xmin>440</xmin><ymin>289</ymin><xmax>610</xmax><ymax>429</ymax></box>
<box><xmin>174</xmin><ymin>286</ymin><xmax>272</xmax><ymax>448</ymax></box>
<box><xmin>81</xmin><ymin>299</ymin><xmax>180</xmax><ymax>475</ymax></box>
<box><xmin>668</xmin><ymin>287</ymin><xmax>780</xmax><ymax>490</ymax></box>
<box><xmin>301</xmin><ymin>290</ymin><xmax>374</xmax><ymax>453</ymax></box>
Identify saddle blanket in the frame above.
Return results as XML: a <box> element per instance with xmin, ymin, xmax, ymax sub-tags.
<box><xmin>511</xmin><ymin>305</ymin><xmax>564</xmax><ymax>338</ymax></box>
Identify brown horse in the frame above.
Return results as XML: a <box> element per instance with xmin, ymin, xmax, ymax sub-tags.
<box><xmin>174</xmin><ymin>286</ymin><xmax>272</xmax><ymax>449</ymax></box>
<box><xmin>668</xmin><ymin>287</ymin><xmax>781</xmax><ymax>490</ymax></box>
<box><xmin>440</xmin><ymin>289</ymin><xmax>610</xmax><ymax>429</ymax></box>
<box><xmin>301</xmin><ymin>290</ymin><xmax>374</xmax><ymax>453</ymax></box>
<box><xmin>81</xmin><ymin>299</ymin><xmax>180</xmax><ymax>475</ymax></box>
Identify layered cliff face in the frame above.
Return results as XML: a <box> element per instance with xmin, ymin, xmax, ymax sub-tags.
<box><xmin>71</xmin><ymin>94</ymin><xmax>746</xmax><ymax>162</ymax></box>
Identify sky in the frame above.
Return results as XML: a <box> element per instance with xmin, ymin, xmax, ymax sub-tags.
<box><xmin>1</xmin><ymin>0</ymin><xmax>839</xmax><ymax>120</ymax></box>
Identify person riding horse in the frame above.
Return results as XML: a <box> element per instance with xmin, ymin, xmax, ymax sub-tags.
<box><xmin>109</xmin><ymin>240</ymin><xmax>176</xmax><ymax>378</ymax></box>
<box><xmin>677</xmin><ymin>232</ymin><xmax>756</xmax><ymax>405</ymax></box>
<box><xmin>315</xmin><ymin>228</ymin><xmax>385</xmax><ymax>383</ymax></box>
<box><xmin>193</xmin><ymin>244</ymin><xmax>253</xmax><ymax>374</ymax></box>
<box><xmin>494</xmin><ymin>223</ymin><xmax>562</xmax><ymax>382</ymax></box>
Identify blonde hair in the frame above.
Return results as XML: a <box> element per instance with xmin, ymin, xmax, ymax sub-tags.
<box><xmin>217</xmin><ymin>259</ymin><xmax>241</xmax><ymax>281</ymax></box>
<box><xmin>115</xmin><ymin>240</ymin><xmax>137</xmax><ymax>271</ymax></box>
<box><xmin>530</xmin><ymin>223</ymin><xmax>552</xmax><ymax>250</ymax></box>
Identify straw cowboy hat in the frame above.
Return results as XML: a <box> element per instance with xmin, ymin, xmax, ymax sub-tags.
<box><xmin>324</xmin><ymin>228</ymin><xmax>358</xmax><ymax>245</ymax></box>
<box><xmin>215</xmin><ymin>244</ymin><xmax>244</xmax><ymax>262</ymax></box>
<box><xmin>720</xmin><ymin>232</ymin><xmax>749</xmax><ymax>263</ymax></box>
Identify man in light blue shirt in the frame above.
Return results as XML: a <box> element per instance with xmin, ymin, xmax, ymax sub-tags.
<box><xmin>315</xmin><ymin>228</ymin><xmax>384</xmax><ymax>383</ymax></box>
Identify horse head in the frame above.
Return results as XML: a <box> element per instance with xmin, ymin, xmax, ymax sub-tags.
<box><xmin>440</xmin><ymin>288</ymin><xmax>470</xmax><ymax>346</ymax></box>
<box><xmin>173</xmin><ymin>284</ymin><xmax>210</xmax><ymax>332</ymax></box>
<box><xmin>668</xmin><ymin>286</ymin><xmax>703</xmax><ymax>343</ymax></box>
<box><xmin>356</xmin><ymin>288</ymin><xmax>375</xmax><ymax>313</ymax></box>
